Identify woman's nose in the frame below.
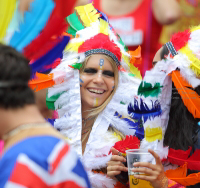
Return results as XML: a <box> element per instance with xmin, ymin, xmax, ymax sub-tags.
<box><xmin>93</xmin><ymin>72</ymin><xmax>104</xmax><ymax>84</ymax></box>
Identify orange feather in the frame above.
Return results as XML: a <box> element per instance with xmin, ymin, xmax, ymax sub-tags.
<box><xmin>171</xmin><ymin>71</ymin><xmax>200</xmax><ymax>118</ymax></box>
<box><xmin>29</xmin><ymin>72</ymin><xmax>55</xmax><ymax>92</ymax></box>
<box><xmin>128</xmin><ymin>46</ymin><xmax>142</xmax><ymax>65</ymax></box>
<box><xmin>165</xmin><ymin>164</ymin><xmax>200</xmax><ymax>186</ymax></box>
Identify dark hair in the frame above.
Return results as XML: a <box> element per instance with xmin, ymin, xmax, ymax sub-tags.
<box><xmin>160</xmin><ymin>44</ymin><xmax>169</xmax><ymax>60</ymax></box>
<box><xmin>0</xmin><ymin>44</ymin><xmax>35</xmax><ymax>108</ymax></box>
<box><xmin>164</xmin><ymin>83</ymin><xmax>199</xmax><ymax>150</ymax></box>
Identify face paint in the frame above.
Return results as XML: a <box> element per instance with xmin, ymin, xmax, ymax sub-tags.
<box><xmin>80</xmin><ymin>78</ymin><xmax>84</xmax><ymax>83</ymax></box>
<box><xmin>94</xmin><ymin>98</ymin><xmax>99</xmax><ymax>107</ymax></box>
<box><xmin>80</xmin><ymin>76</ymin><xmax>85</xmax><ymax>87</ymax></box>
<box><xmin>112</xmin><ymin>80</ymin><xmax>115</xmax><ymax>89</ymax></box>
<box><xmin>98</xmin><ymin>59</ymin><xmax>104</xmax><ymax>77</ymax></box>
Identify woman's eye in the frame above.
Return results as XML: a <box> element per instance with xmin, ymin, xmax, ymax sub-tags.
<box><xmin>84</xmin><ymin>68</ymin><xmax>97</xmax><ymax>74</ymax></box>
<box><xmin>103</xmin><ymin>71</ymin><xmax>114</xmax><ymax>77</ymax></box>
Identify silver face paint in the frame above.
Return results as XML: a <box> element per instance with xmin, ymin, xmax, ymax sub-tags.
<box><xmin>98</xmin><ymin>59</ymin><xmax>104</xmax><ymax>77</ymax></box>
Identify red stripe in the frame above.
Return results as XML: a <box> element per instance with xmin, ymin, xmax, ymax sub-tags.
<box><xmin>50</xmin><ymin>144</ymin><xmax>70</xmax><ymax>174</ymax></box>
<box><xmin>9</xmin><ymin>162</ymin><xmax>85</xmax><ymax>188</ymax></box>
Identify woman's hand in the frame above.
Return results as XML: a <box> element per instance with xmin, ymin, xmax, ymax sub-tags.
<box><xmin>107</xmin><ymin>147</ymin><xmax>128</xmax><ymax>178</ymax></box>
<box><xmin>132</xmin><ymin>149</ymin><xmax>168</xmax><ymax>188</ymax></box>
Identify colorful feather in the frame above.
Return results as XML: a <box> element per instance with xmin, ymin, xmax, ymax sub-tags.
<box><xmin>30</xmin><ymin>36</ymin><xmax>70</xmax><ymax>76</ymax></box>
<box><xmin>180</xmin><ymin>45</ymin><xmax>200</xmax><ymax>76</ymax></box>
<box><xmin>29</xmin><ymin>73</ymin><xmax>54</xmax><ymax>92</ymax></box>
<box><xmin>129</xmin><ymin>46</ymin><xmax>142</xmax><ymax>65</ymax></box>
<box><xmin>114</xmin><ymin>111</ymin><xmax>144</xmax><ymax>139</ymax></box>
<box><xmin>24</xmin><ymin>15</ymin><xmax>67</xmax><ymax>59</ymax></box>
<box><xmin>138</xmin><ymin>81</ymin><xmax>163</xmax><ymax>98</ymax></box>
<box><xmin>46</xmin><ymin>92</ymin><xmax>63</xmax><ymax>110</ymax></box>
<box><xmin>128</xmin><ymin>99</ymin><xmax>162</xmax><ymax>123</ymax></box>
<box><xmin>145</xmin><ymin>126</ymin><xmax>162</xmax><ymax>142</ymax></box>
<box><xmin>69</xmin><ymin>63</ymin><xmax>83</xmax><ymax>70</ymax></box>
<box><xmin>130</xmin><ymin>64</ymin><xmax>142</xmax><ymax>80</ymax></box>
<box><xmin>99</xmin><ymin>19</ymin><xmax>109</xmax><ymax>35</ymax></box>
<box><xmin>75</xmin><ymin>3</ymin><xmax>100</xmax><ymax>27</ymax></box>
<box><xmin>10</xmin><ymin>0</ymin><xmax>55</xmax><ymax>52</ymax></box>
<box><xmin>165</xmin><ymin>164</ymin><xmax>200</xmax><ymax>186</ymax></box>
<box><xmin>113</xmin><ymin>135</ymin><xmax>140</xmax><ymax>155</ymax></box>
<box><xmin>25</xmin><ymin>37</ymin><xmax>62</xmax><ymax>61</ymax></box>
<box><xmin>0</xmin><ymin>0</ymin><xmax>17</xmax><ymax>42</ymax></box>
<box><xmin>67</xmin><ymin>12</ymin><xmax>85</xmax><ymax>36</ymax></box>
<box><xmin>65</xmin><ymin>41</ymin><xmax>84</xmax><ymax>52</ymax></box>
<box><xmin>172</xmin><ymin>70</ymin><xmax>200</xmax><ymax>118</ymax></box>
<box><xmin>168</xmin><ymin>147</ymin><xmax>200</xmax><ymax>170</ymax></box>
<box><xmin>97</xmin><ymin>10</ymin><xmax>109</xmax><ymax>22</ymax></box>
<box><xmin>170</xmin><ymin>29</ymin><xmax>190</xmax><ymax>51</ymax></box>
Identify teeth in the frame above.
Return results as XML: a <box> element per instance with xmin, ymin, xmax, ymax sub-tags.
<box><xmin>88</xmin><ymin>89</ymin><xmax>104</xmax><ymax>94</ymax></box>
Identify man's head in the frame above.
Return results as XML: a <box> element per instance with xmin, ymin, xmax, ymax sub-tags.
<box><xmin>0</xmin><ymin>44</ymin><xmax>35</xmax><ymax>109</ymax></box>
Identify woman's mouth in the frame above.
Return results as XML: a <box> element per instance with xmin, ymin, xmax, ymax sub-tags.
<box><xmin>87</xmin><ymin>88</ymin><xmax>105</xmax><ymax>94</ymax></box>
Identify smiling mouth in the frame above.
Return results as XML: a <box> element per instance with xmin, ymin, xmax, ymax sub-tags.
<box><xmin>87</xmin><ymin>88</ymin><xmax>105</xmax><ymax>94</ymax></box>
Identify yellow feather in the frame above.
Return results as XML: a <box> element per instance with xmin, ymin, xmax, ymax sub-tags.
<box><xmin>122</xmin><ymin>54</ymin><xmax>130</xmax><ymax>67</ymax></box>
<box><xmin>129</xmin><ymin>63</ymin><xmax>142</xmax><ymax>80</ymax></box>
<box><xmin>145</xmin><ymin>126</ymin><xmax>163</xmax><ymax>142</ymax></box>
<box><xmin>180</xmin><ymin>44</ymin><xmax>200</xmax><ymax>76</ymax></box>
<box><xmin>65</xmin><ymin>41</ymin><xmax>84</xmax><ymax>52</ymax></box>
<box><xmin>99</xmin><ymin>19</ymin><xmax>109</xmax><ymax>35</ymax></box>
<box><xmin>75</xmin><ymin>3</ymin><xmax>100</xmax><ymax>27</ymax></box>
<box><xmin>113</xmin><ymin>132</ymin><xmax>122</xmax><ymax>141</ymax></box>
<box><xmin>190</xmin><ymin>25</ymin><xmax>200</xmax><ymax>32</ymax></box>
<box><xmin>0</xmin><ymin>0</ymin><xmax>17</xmax><ymax>42</ymax></box>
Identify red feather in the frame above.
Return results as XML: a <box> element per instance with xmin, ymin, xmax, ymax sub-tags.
<box><xmin>113</xmin><ymin>135</ymin><xmax>140</xmax><ymax>154</ymax></box>
<box><xmin>170</xmin><ymin>29</ymin><xmax>191</xmax><ymax>51</ymax></box>
<box><xmin>23</xmin><ymin>16</ymin><xmax>67</xmax><ymax>60</ymax></box>
<box><xmin>51</xmin><ymin>0</ymin><xmax>76</xmax><ymax>18</ymax></box>
<box><xmin>78</xmin><ymin>33</ymin><xmax>122</xmax><ymax>62</ymax></box>
<box><xmin>168</xmin><ymin>147</ymin><xmax>200</xmax><ymax>170</ymax></box>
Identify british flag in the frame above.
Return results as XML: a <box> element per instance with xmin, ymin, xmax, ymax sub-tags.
<box><xmin>0</xmin><ymin>136</ymin><xmax>90</xmax><ymax>188</ymax></box>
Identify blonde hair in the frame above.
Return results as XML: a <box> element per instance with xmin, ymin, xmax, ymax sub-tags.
<box><xmin>80</xmin><ymin>54</ymin><xmax>119</xmax><ymax>118</ymax></box>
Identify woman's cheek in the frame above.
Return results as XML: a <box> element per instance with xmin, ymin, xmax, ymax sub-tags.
<box><xmin>80</xmin><ymin>75</ymin><xmax>86</xmax><ymax>87</ymax></box>
<box><xmin>112</xmin><ymin>80</ymin><xmax>115</xmax><ymax>90</ymax></box>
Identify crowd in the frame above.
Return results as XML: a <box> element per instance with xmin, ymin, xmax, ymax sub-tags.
<box><xmin>0</xmin><ymin>0</ymin><xmax>200</xmax><ymax>188</ymax></box>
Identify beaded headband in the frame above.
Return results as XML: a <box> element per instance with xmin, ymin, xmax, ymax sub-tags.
<box><xmin>85</xmin><ymin>49</ymin><xmax>121</xmax><ymax>67</ymax></box>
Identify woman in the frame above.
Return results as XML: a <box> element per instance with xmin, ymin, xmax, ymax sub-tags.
<box><xmin>30</xmin><ymin>3</ymin><xmax>141</xmax><ymax>188</ymax></box>
<box><xmin>108</xmin><ymin>26</ymin><xmax>200</xmax><ymax>187</ymax></box>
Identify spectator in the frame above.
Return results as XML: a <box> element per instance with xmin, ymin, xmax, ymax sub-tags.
<box><xmin>0</xmin><ymin>44</ymin><xmax>90</xmax><ymax>188</ymax></box>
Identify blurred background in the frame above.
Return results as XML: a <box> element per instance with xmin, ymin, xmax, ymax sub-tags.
<box><xmin>0</xmin><ymin>0</ymin><xmax>199</xmax><ymax>76</ymax></box>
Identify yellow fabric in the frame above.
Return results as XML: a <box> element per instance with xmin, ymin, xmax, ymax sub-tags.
<box><xmin>145</xmin><ymin>126</ymin><xmax>162</xmax><ymax>142</ymax></box>
<box><xmin>75</xmin><ymin>3</ymin><xmax>100</xmax><ymax>27</ymax></box>
<box><xmin>0</xmin><ymin>0</ymin><xmax>17</xmax><ymax>42</ymax></box>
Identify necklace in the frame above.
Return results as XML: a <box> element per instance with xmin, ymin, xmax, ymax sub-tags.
<box><xmin>82</xmin><ymin>116</ymin><xmax>95</xmax><ymax>127</ymax></box>
<box><xmin>2</xmin><ymin>122</ymin><xmax>48</xmax><ymax>141</ymax></box>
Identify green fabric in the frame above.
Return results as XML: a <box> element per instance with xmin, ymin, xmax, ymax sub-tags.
<box><xmin>66</xmin><ymin>12</ymin><xmax>84</xmax><ymax>36</ymax></box>
<box><xmin>138</xmin><ymin>81</ymin><xmax>163</xmax><ymax>98</ymax></box>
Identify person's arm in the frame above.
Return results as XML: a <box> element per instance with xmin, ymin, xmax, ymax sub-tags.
<box><xmin>152</xmin><ymin>0</ymin><xmax>181</xmax><ymax>25</ymax></box>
